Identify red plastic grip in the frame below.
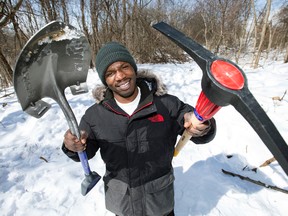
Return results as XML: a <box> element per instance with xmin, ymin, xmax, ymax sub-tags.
<box><xmin>195</xmin><ymin>91</ymin><xmax>221</xmax><ymax>121</ymax></box>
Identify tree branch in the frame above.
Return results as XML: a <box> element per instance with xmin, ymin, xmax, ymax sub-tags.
<box><xmin>222</xmin><ymin>169</ymin><xmax>288</xmax><ymax>194</ymax></box>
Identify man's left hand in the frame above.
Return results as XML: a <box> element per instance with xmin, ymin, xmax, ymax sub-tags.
<box><xmin>183</xmin><ymin>112</ymin><xmax>211</xmax><ymax>137</ymax></box>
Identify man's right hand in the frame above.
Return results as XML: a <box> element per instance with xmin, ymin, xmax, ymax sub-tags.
<box><xmin>63</xmin><ymin>129</ymin><xmax>88</xmax><ymax>152</ymax></box>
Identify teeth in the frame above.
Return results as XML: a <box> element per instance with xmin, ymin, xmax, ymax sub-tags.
<box><xmin>120</xmin><ymin>82</ymin><xmax>129</xmax><ymax>87</ymax></box>
<box><xmin>118</xmin><ymin>81</ymin><xmax>130</xmax><ymax>90</ymax></box>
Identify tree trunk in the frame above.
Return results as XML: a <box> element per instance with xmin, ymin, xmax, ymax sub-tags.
<box><xmin>61</xmin><ymin>0</ymin><xmax>69</xmax><ymax>24</ymax></box>
<box><xmin>201</xmin><ymin>13</ymin><xmax>209</xmax><ymax>49</ymax></box>
<box><xmin>253</xmin><ymin>0</ymin><xmax>271</xmax><ymax>68</ymax></box>
<box><xmin>122</xmin><ymin>0</ymin><xmax>127</xmax><ymax>42</ymax></box>
<box><xmin>235</xmin><ymin>0</ymin><xmax>251</xmax><ymax>64</ymax></box>
<box><xmin>285</xmin><ymin>45</ymin><xmax>288</xmax><ymax>63</ymax></box>
<box><xmin>0</xmin><ymin>48</ymin><xmax>13</xmax><ymax>87</ymax></box>
<box><xmin>251</xmin><ymin>0</ymin><xmax>257</xmax><ymax>54</ymax></box>
<box><xmin>215</xmin><ymin>0</ymin><xmax>228</xmax><ymax>54</ymax></box>
<box><xmin>266</xmin><ymin>21</ymin><xmax>276</xmax><ymax>61</ymax></box>
<box><xmin>90</xmin><ymin>0</ymin><xmax>100</xmax><ymax>67</ymax></box>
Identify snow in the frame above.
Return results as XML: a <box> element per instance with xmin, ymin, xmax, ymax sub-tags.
<box><xmin>38</xmin><ymin>25</ymin><xmax>82</xmax><ymax>45</ymax></box>
<box><xmin>1</xmin><ymin>57</ymin><xmax>288</xmax><ymax>216</ymax></box>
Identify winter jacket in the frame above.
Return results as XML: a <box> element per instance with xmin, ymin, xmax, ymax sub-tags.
<box><xmin>62</xmin><ymin>70</ymin><xmax>216</xmax><ymax>216</ymax></box>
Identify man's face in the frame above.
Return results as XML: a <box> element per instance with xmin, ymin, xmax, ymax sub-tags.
<box><xmin>105</xmin><ymin>61</ymin><xmax>137</xmax><ymax>103</ymax></box>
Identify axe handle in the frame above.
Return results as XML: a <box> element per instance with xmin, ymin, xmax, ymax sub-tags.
<box><xmin>69</xmin><ymin>119</ymin><xmax>92</xmax><ymax>176</ymax></box>
<box><xmin>174</xmin><ymin>110</ymin><xmax>200</xmax><ymax>157</ymax></box>
<box><xmin>78</xmin><ymin>151</ymin><xmax>91</xmax><ymax>175</ymax></box>
<box><xmin>55</xmin><ymin>88</ymin><xmax>93</xmax><ymax>176</ymax></box>
<box><xmin>174</xmin><ymin>92</ymin><xmax>221</xmax><ymax>157</ymax></box>
<box><xmin>174</xmin><ymin>130</ymin><xmax>192</xmax><ymax>156</ymax></box>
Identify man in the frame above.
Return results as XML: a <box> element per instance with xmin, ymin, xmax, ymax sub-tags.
<box><xmin>62</xmin><ymin>42</ymin><xmax>216</xmax><ymax>216</ymax></box>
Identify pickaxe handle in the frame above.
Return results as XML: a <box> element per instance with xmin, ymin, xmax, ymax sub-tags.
<box><xmin>174</xmin><ymin>92</ymin><xmax>221</xmax><ymax>156</ymax></box>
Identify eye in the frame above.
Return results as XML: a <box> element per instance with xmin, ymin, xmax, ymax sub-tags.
<box><xmin>122</xmin><ymin>64</ymin><xmax>130</xmax><ymax>70</ymax></box>
<box><xmin>105</xmin><ymin>71</ymin><xmax>114</xmax><ymax>78</ymax></box>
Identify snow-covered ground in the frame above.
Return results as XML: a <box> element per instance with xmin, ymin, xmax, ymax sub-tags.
<box><xmin>1</xmin><ymin>57</ymin><xmax>287</xmax><ymax>215</ymax></box>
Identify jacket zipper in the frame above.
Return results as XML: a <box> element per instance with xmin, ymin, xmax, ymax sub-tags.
<box><xmin>104</xmin><ymin>101</ymin><xmax>153</xmax><ymax>119</ymax></box>
<box><xmin>130</xmin><ymin>101</ymin><xmax>153</xmax><ymax>117</ymax></box>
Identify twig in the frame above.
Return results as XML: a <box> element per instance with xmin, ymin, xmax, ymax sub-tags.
<box><xmin>222</xmin><ymin>169</ymin><xmax>288</xmax><ymax>194</ymax></box>
<box><xmin>0</xmin><ymin>92</ymin><xmax>15</xmax><ymax>98</ymax></box>
<box><xmin>39</xmin><ymin>156</ymin><xmax>48</xmax><ymax>163</ymax></box>
<box><xmin>242</xmin><ymin>165</ymin><xmax>257</xmax><ymax>173</ymax></box>
<box><xmin>272</xmin><ymin>90</ymin><xmax>287</xmax><ymax>101</ymax></box>
<box><xmin>281</xmin><ymin>90</ymin><xmax>287</xmax><ymax>101</ymax></box>
<box><xmin>259</xmin><ymin>157</ymin><xmax>276</xmax><ymax>167</ymax></box>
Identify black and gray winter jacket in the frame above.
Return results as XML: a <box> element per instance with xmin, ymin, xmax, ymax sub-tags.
<box><xmin>62</xmin><ymin>70</ymin><xmax>216</xmax><ymax>216</ymax></box>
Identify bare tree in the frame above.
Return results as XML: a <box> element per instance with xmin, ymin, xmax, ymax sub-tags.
<box><xmin>285</xmin><ymin>46</ymin><xmax>288</xmax><ymax>63</ymax></box>
<box><xmin>214</xmin><ymin>0</ymin><xmax>229</xmax><ymax>54</ymax></box>
<box><xmin>24</xmin><ymin>0</ymin><xmax>40</xmax><ymax>35</ymax></box>
<box><xmin>80</xmin><ymin>0</ymin><xmax>89</xmax><ymax>43</ymax></box>
<box><xmin>251</xmin><ymin>0</ymin><xmax>258</xmax><ymax>54</ymax></box>
<box><xmin>276</xmin><ymin>4</ymin><xmax>288</xmax><ymax>63</ymax></box>
<box><xmin>40</xmin><ymin>0</ymin><xmax>58</xmax><ymax>22</ymax></box>
<box><xmin>89</xmin><ymin>0</ymin><xmax>101</xmax><ymax>64</ymax></box>
<box><xmin>61</xmin><ymin>0</ymin><xmax>69</xmax><ymax>24</ymax></box>
<box><xmin>1</xmin><ymin>0</ymin><xmax>288</xmax><ymax>90</ymax></box>
<box><xmin>253</xmin><ymin>0</ymin><xmax>271</xmax><ymax>68</ymax></box>
<box><xmin>265</xmin><ymin>20</ymin><xmax>276</xmax><ymax>60</ymax></box>
<box><xmin>0</xmin><ymin>47</ymin><xmax>13</xmax><ymax>88</ymax></box>
<box><xmin>235</xmin><ymin>0</ymin><xmax>251</xmax><ymax>63</ymax></box>
<box><xmin>0</xmin><ymin>0</ymin><xmax>24</xmax><ymax>88</ymax></box>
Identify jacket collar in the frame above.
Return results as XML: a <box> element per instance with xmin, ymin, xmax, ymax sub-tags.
<box><xmin>92</xmin><ymin>70</ymin><xmax>167</xmax><ymax>117</ymax></box>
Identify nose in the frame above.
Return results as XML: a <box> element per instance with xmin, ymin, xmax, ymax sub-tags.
<box><xmin>115</xmin><ymin>70</ymin><xmax>125</xmax><ymax>80</ymax></box>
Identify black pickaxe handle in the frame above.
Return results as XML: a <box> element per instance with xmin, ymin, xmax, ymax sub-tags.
<box><xmin>153</xmin><ymin>21</ymin><xmax>288</xmax><ymax>175</ymax></box>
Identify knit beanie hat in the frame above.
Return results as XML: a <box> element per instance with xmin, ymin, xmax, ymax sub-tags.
<box><xmin>95</xmin><ymin>42</ymin><xmax>137</xmax><ymax>85</ymax></box>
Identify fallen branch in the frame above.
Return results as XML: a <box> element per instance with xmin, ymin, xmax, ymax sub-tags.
<box><xmin>242</xmin><ymin>165</ymin><xmax>257</xmax><ymax>173</ymax></box>
<box><xmin>222</xmin><ymin>169</ymin><xmax>288</xmax><ymax>194</ymax></box>
<box><xmin>272</xmin><ymin>90</ymin><xmax>287</xmax><ymax>101</ymax></box>
<box><xmin>0</xmin><ymin>92</ymin><xmax>14</xmax><ymax>98</ymax></box>
<box><xmin>39</xmin><ymin>156</ymin><xmax>48</xmax><ymax>163</ymax></box>
<box><xmin>259</xmin><ymin>157</ymin><xmax>276</xmax><ymax>167</ymax></box>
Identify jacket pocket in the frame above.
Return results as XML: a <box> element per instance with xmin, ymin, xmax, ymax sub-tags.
<box><xmin>105</xmin><ymin>178</ymin><xmax>131</xmax><ymax>216</ymax></box>
<box><xmin>144</xmin><ymin>171</ymin><xmax>175</xmax><ymax>216</ymax></box>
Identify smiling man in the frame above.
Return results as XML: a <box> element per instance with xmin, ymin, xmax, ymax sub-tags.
<box><xmin>105</xmin><ymin>61</ymin><xmax>138</xmax><ymax>102</ymax></box>
<box><xmin>62</xmin><ymin>42</ymin><xmax>217</xmax><ymax>216</ymax></box>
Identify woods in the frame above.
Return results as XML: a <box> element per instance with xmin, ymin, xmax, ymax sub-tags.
<box><xmin>1</xmin><ymin>0</ymin><xmax>288</xmax><ymax>89</ymax></box>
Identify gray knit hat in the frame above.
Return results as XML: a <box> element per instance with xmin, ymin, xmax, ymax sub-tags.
<box><xmin>95</xmin><ymin>42</ymin><xmax>137</xmax><ymax>85</ymax></box>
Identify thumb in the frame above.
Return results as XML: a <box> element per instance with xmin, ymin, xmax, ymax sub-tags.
<box><xmin>80</xmin><ymin>130</ymin><xmax>88</xmax><ymax>144</ymax></box>
<box><xmin>183</xmin><ymin>112</ymin><xmax>193</xmax><ymax>128</ymax></box>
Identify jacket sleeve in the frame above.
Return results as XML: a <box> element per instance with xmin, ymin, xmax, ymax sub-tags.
<box><xmin>61</xmin><ymin>113</ymin><xmax>100</xmax><ymax>162</ymax></box>
<box><xmin>191</xmin><ymin>117</ymin><xmax>216</xmax><ymax>144</ymax></box>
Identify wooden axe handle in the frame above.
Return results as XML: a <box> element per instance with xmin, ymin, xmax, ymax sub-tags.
<box><xmin>174</xmin><ymin>92</ymin><xmax>221</xmax><ymax>157</ymax></box>
<box><xmin>174</xmin><ymin>130</ymin><xmax>192</xmax><ymax>156</ymax></box>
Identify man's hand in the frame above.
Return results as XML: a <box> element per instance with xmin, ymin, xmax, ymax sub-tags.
<box><xmin>63</xmin><ymin>129</ymin><xmax>88</xmax><ymax>152</ymax></box>
<box><xmin>183</xmin><ymin>112</ymin><xmax>211</xmax><ymax>137</ymax></box>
